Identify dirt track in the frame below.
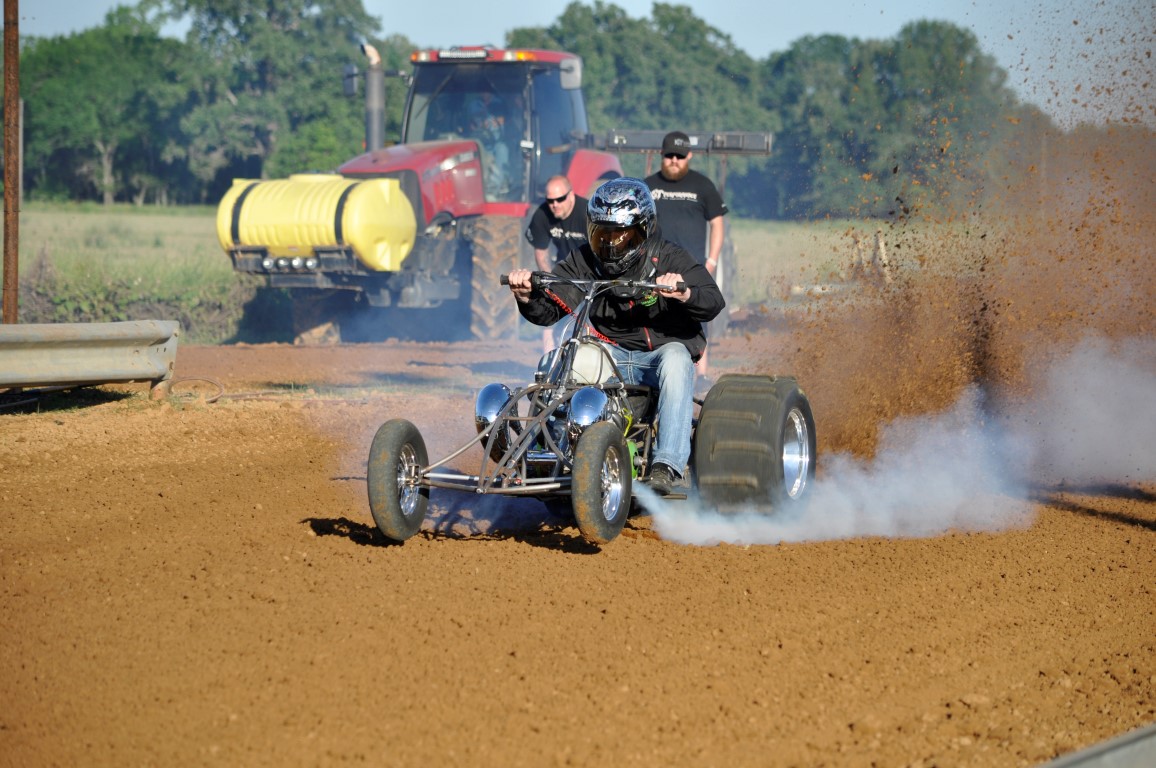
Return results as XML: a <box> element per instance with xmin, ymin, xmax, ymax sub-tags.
<box><xmin>2</xmin><ymin>313</ymin><xmax>1154</xmax><ymax>766</ymax></box>
<box><xmin>4</xmin><ymin>109</ymin><xmax>1156</xmax><ymax>767</ymax></box>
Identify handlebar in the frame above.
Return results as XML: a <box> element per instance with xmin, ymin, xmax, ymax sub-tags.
<box><xmin>500</xmin><ymin>271</ymin><xmax>687</xmax><ymax>293</ymax></box>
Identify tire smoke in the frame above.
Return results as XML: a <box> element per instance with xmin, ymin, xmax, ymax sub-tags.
<box><xmin>651</xmin><ymin>335</ymin><xmax>1156</xmax><ymax>546</ymax></box>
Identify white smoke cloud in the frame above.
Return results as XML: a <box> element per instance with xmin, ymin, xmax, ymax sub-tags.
<box><xmin>1009</xmin><ymin>335</ymin><xmax>1156</xmax><ymax>486</ymax></box>
<box><xmin>650</xmin><ymin>334</ymin><xmax>1156</xmax><ymax>546</ymax></box>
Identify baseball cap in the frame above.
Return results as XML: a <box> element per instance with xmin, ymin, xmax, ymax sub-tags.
<box><xmin>661</xmin><ymin>131</ymin><xmax>691</xmax><ymax>157</ymax></box>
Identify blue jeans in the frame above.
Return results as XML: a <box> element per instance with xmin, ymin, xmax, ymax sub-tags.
<box><xmin>607</xmin><ymin>343</ymin><xmax>695</xmax><ymax>475</ymax></box>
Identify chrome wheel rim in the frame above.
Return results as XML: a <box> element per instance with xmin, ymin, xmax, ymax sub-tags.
<box><xmin>396</xmin><ymin>444</ymin><xmax>422</xmax><ymax>517</ymax></box>
<box><xmin>782</xmin><ymin>408</ymin><xmax>811</xmax><ymax>499</ymax></box>
<box><xmin>600</xmin><ymin>445</ymin><xmax>625</xmax><ymax>521</ymax></box>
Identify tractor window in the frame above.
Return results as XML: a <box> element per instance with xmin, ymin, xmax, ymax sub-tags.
<box><xmin>404</xmin><ymin>62</ymin><xmax>530</xmax><ymax>200</ymax></box>
<box><xmin>530</xmin><ymin>67</ymin><xmax>587</xmax><ymax>197</ymax></box>
<box><xmin>405</xmin><ymin>64</ymin><xmax>528</xmax><ymax>145</ymax></box>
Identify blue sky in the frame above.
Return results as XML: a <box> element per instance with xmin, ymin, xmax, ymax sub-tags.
<box><xmin>11</xmin><ymin>0</ymin><xmax>1153</xmax><ymax>126</ymax></box>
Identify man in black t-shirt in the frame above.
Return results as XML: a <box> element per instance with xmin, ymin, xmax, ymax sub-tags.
<box><xmin>645</xmin><ymin>131</ymin><xmax>728</xmax><ymax>378</ymax></box>
<box><xmin>644</xmin><ymin>131</ymin><xmax>728</xmax><ymax>275</ymax></box>
<box><xmin>525</xmin><ymin>175</ymin><xmax>588</xmax><ymax>270</ymax></box>
<box><xmin>524</xmin><ymin>175</ymin><xmax>589</xmax><ymax>350</ymax></box>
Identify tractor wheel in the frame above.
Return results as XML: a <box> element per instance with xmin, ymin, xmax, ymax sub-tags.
<box><xmin>468</xmin><ymin>215</ymin><xmax>521</xmax><ymax>340</ymax></box>
<box><xmin>571</xmin><ymin>421</ymin><xmax>632</xmax><ymax>545</ymax></box>
<box><xmin>693</xmin><ymin>374</ymin><xmax>817</xmax><ymax>510</ymax></box>
<box><xmin>367</xmin><ymin>419</ymin><xmax>429</xmax><ymax>542</ymax></box>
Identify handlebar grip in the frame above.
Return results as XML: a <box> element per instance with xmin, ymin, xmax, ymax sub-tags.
<box><xmin>500</xmin><ymin>271</ymin><xmax>549</xmax><ymax>287</ymax></box>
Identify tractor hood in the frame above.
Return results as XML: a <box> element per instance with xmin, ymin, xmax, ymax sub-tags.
<box><xmin>338</xmin><ymin>139</ymin><xmax>488</xmax><ymax>222</ymax></box>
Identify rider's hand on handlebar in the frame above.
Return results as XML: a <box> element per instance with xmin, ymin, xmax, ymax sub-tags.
<box><xmin>507</xmin><ymin>268</ymin><xmax>535</xmax><ymax>304</ymax></box>
<box><xmin>656</xmin><ymin>272</ymin><xmax>691</xmax><ymax>302</ymax></box>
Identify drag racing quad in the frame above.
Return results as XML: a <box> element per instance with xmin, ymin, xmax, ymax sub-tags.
<box><xmin>366</xmin><ymin>272</ymin><xmax>818</xmax><ymax>546</ymax></box>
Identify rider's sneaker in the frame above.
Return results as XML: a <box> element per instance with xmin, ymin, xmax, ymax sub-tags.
<box><xmin>647</xmin><ymin>462</ymin><xmax>679</xmax><ymax>496</ymax></box>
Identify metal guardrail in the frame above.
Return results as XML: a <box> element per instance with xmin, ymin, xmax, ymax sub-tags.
<box><xmin>0</xmin><ymin>320</ymin><xmax>179</xmax><ymax>399</ymax></box>
<box><xmin>1039</xmin><ymin>722</ymin><xmax>1156</xmax><ymax>768</ymax></box>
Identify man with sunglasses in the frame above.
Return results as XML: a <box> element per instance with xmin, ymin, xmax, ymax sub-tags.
<box><xmin>525</xmin><ymin>175</ymin><xmax>590</xmax><ymax>350</ymax></box>
<box><xmin>525</xmin><ymin>175</ymin><xmax>589</xmax><ymax>271</ymax></box>
<box><xmin>645</xmin><ymin>131</ymin><xmax>728</xmax><ymax>379</ymax></box>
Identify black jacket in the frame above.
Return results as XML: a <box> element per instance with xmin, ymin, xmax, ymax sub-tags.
<box><xmin>516</xmin><ymin>233</ymin><xmax>724</xmax><ymax>361</ymax></box>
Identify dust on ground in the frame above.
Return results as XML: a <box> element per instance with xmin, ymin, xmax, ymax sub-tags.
<box><xmin>3</xmin><ymin>302</ymin><xmax>1154</xmax><ymax>767</ymax></box>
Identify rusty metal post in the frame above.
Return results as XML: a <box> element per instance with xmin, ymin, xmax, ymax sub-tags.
<box><xmin>2</xmin><ymin>0</ymin><xmax>19</xmax><ymax>324</ymax></box>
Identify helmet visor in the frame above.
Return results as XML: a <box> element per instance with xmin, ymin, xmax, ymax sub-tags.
<box><xmin>589</xmin><ymin>224</ymin><xmax>645</xmax><ymax>264</ymax></box>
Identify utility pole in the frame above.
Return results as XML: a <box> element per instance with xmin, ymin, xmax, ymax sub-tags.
<box><xmin>2</xmin><ymin>0</ymin><xmax>20</xmax><ymax>324</ymax></box>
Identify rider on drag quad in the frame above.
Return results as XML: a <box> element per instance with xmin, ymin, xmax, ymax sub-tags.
<box><xmin>505</xmin><ymin>177</ymin><xmax>725</xmax><ymax>495</ymax></box>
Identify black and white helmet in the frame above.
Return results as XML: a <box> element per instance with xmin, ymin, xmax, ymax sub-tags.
<box><xmin>586</xmin><ymin>178</ymin><xmax>657</xmax><ymax>276</ymax></box>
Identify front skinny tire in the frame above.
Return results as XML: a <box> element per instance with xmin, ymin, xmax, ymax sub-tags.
<box><xmin>367</xmin><ymin>419</ymin><xmax>429</xmax><ymax>542</ymax></box>
<box><xmin>571</xmin><ymin>422</ymin><xmax>632</xmax><ymax>545</ymax></box>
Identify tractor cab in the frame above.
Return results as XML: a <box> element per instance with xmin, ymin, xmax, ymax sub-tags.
<box><xmin>402</xmin><ymin>48</ymin><xmax>591</xmax><ymax>203</ymax></box>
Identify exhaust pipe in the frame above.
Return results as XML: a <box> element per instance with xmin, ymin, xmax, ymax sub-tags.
<box><xmin>361</xmin><ymin>43</ymin><xmax>384</xmax><ymax>152</ymax></box>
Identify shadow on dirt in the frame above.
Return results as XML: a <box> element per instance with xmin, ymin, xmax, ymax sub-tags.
<box><xmin>1047</xmin><ymin>483</ymin><xmax>1156</xmax><ymax>503</ymax></box>
<box><xmin>302</xmin><ymin>516</ymin><xmax>400</xmax><ymax>547</ymax></box>
<box><xmin>1031</xmin><ymin>484</ymin><xmax>1156</xmax><ymax>532</ymax></box>
<box><xmin>301</xmin><ymin>514</ymin><xmax>603</xmax><ymax>553</ymax></box>
<box><xmin>0</xmin><ymin>386</ymin><xmax>134</xmax><ymax>415</ymax></box>
<box><xmin>301</xmin><ymin>488</ymin><xmax>607</xmax><ymax>553</ymax></box>
<box><xmin>227</xmin><ymin>287</ymin><xmax>295</xmax><ymax>344</ymax></box>
<box><xmin>229</xmin><ymin>286</ymin><xmax>479</xmax><ymax>345</ymax></box>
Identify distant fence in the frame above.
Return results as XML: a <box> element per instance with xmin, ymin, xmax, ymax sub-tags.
<box><xmin>0</xmin><ymin>320</ymin><xmax>179</xmax><ymax>399</ymax></box>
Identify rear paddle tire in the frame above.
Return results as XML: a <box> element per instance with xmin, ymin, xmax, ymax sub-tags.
<box><xmin>693</xmin><ymin>375</ymin><xmax>817</xmax><ymax>510</ymax></box>
<box><xmin>367</xmin><ymin>419</ymin><xmax>430</xmax><ymax>542</ymax></box>
<box><xmin>571</xmin><ymin>421</ymin><xmax>632</xmax><ymax>545</ymax></box>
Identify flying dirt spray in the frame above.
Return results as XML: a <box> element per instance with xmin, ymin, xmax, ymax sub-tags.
<box><xmin>646</xmin><ymin>335</ymin><xmax>1156</xmax><ymax>546</ymax></box>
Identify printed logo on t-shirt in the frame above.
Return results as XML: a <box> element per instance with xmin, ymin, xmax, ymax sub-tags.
<box><xmin>650</xmin><ymin>189</ymin><xmax>699</xmax><ymax>202</ymax></box>
<box><xmin>549</xmin><ymin>226</ymin><xmax>586</xmax><ymax>241</ymax></box>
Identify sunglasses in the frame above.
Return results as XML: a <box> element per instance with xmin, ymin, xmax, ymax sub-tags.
<box><xmin>663</xmin><ymin>153</ymin><xmax>687</xmax><ymax>160</ymax></box>
<box><xmin>546</xmin><ymin>192</ymin><xmax>571</xmax><ymax>204</ymax></box>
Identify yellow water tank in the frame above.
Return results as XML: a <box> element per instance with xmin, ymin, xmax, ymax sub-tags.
<box><xmin>216</xmin><ymin>174</ymin><xmax>417</xmax><ymax>272</ymax></box>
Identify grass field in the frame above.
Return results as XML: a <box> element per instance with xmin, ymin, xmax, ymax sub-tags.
<box><xmin>13</xmin><ymin>204</ymin><xmax>267</xmax><ymax>343</ymax></box>
<box><xmin>9</xmin><ymin>203</ymin><xmax>913</xmax><ymax>342</ymax></box>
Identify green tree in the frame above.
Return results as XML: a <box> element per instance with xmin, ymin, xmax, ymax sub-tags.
<box><xmin>20</xmin><ymin>6</ymin><xmax>190</xmax><ymax>204</ymax></box>
<box><xmin>509</xmin><ymin>2</ymin><xmax>775</xmax><ymax>191</ymax></box>
<box><xmin>10</xmin><ymin>0</ymin><xmax>1058</xmax><ymax>220</ymax></box>
<box><xmin>881</xmin><ymin>21</ymin><xmax>1020</xmax><ymax>218</ymax></box>
<box><xmin>757</xmin><ymin>21</ymin><xmax>1030</xmax><ymax>220</ymax></box>
<box><xmin>156</xmin><ymin>0</ymin><xmax>380</xmax><ymax>191</ymax></box>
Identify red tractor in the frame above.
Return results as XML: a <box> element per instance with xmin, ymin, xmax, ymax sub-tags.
<box><xmin>217</xmin><ymin>45</ymin><xmax>624</xmax><ymax>342</ymax></box>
